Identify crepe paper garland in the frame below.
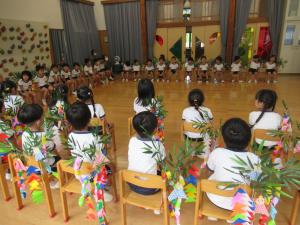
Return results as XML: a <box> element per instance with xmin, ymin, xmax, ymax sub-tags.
<box><xmin>14</xmin><ymin>159</ymin><xmax>27</xmax><ymax>199</ymax></box>
<box><xmin>281</xmin><ymin>114</ymin><xmax>292</xmax><ymax>132</ymax></box>
<box><xmin>255</xmin><ymin>196</ymin><xmax>269</xmax><ymax>216</ymax></box>
<box><xmin>94</xmin><ymin>166</ymin><xmax>108</xmax><ymax>225</ymax></box>
<box><xmin>26</xmin><ymin>173</ymin><xmax>44</xmax><ymax>204</ymax></box>
<box><xmin>259</xmin><ymin>214</ymin><xmax>269</xmax><ymax>225</ymax></box>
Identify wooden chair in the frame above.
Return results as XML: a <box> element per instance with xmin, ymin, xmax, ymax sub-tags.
<box><xmin>194</xmin><ymin>179</ymin><xmax>251</xmax><ymax>225</ymax></box>
<box><xmin>0</xmin><ymin>161</ymin><xmax>10</xmax><ymax>201</ymax></box>
<box><xmin>119</xmin><ymin>170</ymin><xmax>169</xmax><ymax>225</ymax></box>
<box><xmin>128</xmin><ymin>117</ymin><xmax>136</xmax><ymax>138</ymax></box>
<box><xmin>290</xmin><ymin>190</ymin><xmax>300</xmax><ymax>225</ymax></box>
<box><xmin>181</xmin><ymin>121</ymin><xmax>202</xmax><ymax>142</ymax></box>
<box><xmin>251</xmin><ymin>129</ymin><xmax>281</xmax><ymax>145</ymax></box>
<box><xmin>7</xmin><ymin>154</ymin><xmax>56</xmax><ymax>217</ymax></box>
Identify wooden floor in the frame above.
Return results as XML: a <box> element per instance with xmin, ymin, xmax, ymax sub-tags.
<box><xmin>1</xmin><ymin>75</ymin><xmax>300</xmax><ymax>225</ymax></box>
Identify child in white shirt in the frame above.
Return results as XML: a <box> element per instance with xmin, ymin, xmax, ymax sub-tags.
<box><xmin>18</xmin><ymin>70</ymin><xmax>35</xmax><ymax>104</ymax></box>
<box><xmin>145</xmin><ymin>59</ymin><xmax>155</xmax><ymax>81</ymax></box>
<box><xmin>122</xmin><ymin>61</ymin><xmax>132</xmax><ymax>82</ymax></box>
<box><xmin>60</xmin><ymin>64</ymin><xmax>73</xmax><ymax>95</ymax></box>
<box><xmin>182</xmin><ymin>89</ymin><xmax>213</xmax><ymax>157</ymax></box>
<box><xmin>231</xmin><ymin>56</ymin><xmax>242</xmax><ymax>83</ymax></box>
<box><xmin>206</xmin><ymin>118</ymin><xmax>260</xmax><ymax>211</ymax></box>
<box><xmin>265</xmin><ymin>55</ymin><xmax>278</xmax><ymax>84</ymax></box>
<box><xmin>249</xmin><ymin>89</ymin><xmax>282</xmax><ymax>147</ymax></box>
<box><xmin>133</xmin><ymin>79</ymin><xmax>155</xmax><ymax>114</ymax></box>
<box><xmin>168</xmin><ymin>56</ymin><xmax>179</xmax><ymax>82</ymax></box>
<box><xmin>34</xmin><ymin>65</ymin><xmax>52</xmax><ymax>106</ymax></box>
<box><xmin>184</xmin><ymin>57</ymin><xmax>195</xmax><ymax>82</ymax></box>
<box><xmin>156</xmin><ymin>57</ymin><xmax>166</xmax><ymax>82</ymax></box>
<box><xmin>248</xmin><ymin>55</ymin><xmax>260</xmax><ymax>83</ymax></box>
<box><xmin>83</xmin><ymin>58</ymin><xmax>94</xmax><ymax>88</ymax></box>
<box><xmin>197</xmin><ymin>56</ymin><xmax>209</xmax><ymax>83</ymax></box>
<box><xmin>132</xmin><ymin>59</ymin><xmax>141</xmax><ymax>81</ymax></box>
<box><xmin>3</xmin><ymin>79</ymin><xmax>24</xmax><ymax>116</ymax></box>
<box><xmin>49</xmin><ymin>64</ymin><xmax>60</xmax><ymax>86</ymax></box>
<box><xmin>71</xmin><ymin>63</ymin><xmax>81</xmax><ymax>94</ymax></box>
<box><xmin>128</xmin><ymin>111</ymin><xmax>165</xmax><ymax>195</ymax></box>
<box><xmin>213</xmin><ymin>56</ymin><xmax>224</xmax><ymax>83</ymax></box>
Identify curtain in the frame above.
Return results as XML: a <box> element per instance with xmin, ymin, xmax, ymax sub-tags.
<box><xmin>219</xmin><ymin>0</ymin><xmax>230</xmax><ymax>60</ymax></box>
<box><xmin>60</xmin><ymin>0</ymin><xmax>101</xmax><ymax>64</ymax></box>
<box><xmin>232</xmin><ymin>0</ymin><xmax>252</xmax><ymax>58</ymax></box>
<box><xmin>104</xmin><ymin>2</ymin><xmax>143</xmax><ymax>62</ymax></box>
<box><xmin>49</xmin><ymin>29</ymin><xmax>71</xmax><ymax>65</ymax></box>
<box><xmin>146</xmin><ymin>0</ymin><xmax>159</xmax><ymax>59</ymax></box>
<box><xmin>268</xmin><ymin>0</ymin><xmax>284</xmax><ymax>55</ymax></box>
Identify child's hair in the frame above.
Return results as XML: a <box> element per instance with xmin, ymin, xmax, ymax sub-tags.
<box><xmin>21</xmin><ymin>70</ymin><xmax>32</xmax><ymax>80</ymax></box>
<box><xmin>146</xmin><ymin>59</ymin><xmax>152</xmax><ymax>63</ymax></box>
<box><xmin>36</xmin><ymin>64</ymin><xmax>44</xmax><ymax>72</ymax></box>
<box><xmin>133</xmin><ymin>111</ymin><xmax>157</xmax><ymax>138</ymax></box>
<box><xmin>17</xmin><ymin>104</ymin><xmax>43</xmax><ymax>125</ymax></box>
<box><xmin>62</xmin><ymin>63</ymin><xmax>69</xmax><ymax>68</ymax></box>
<box><xmin>234</xmin><ymin>56</ymin><xmax>240</xmax><ymax>61</ymax></box>
<box><xmin>125</xmin><ymin>61</ymin><xmax>130</xmax><ymax>66</ymax></box>
<box><xmin>85</xmin><ymin>58</ymin><xmax>91</xmax><ymax>65</ymax></box>
<box><xmin>215</xmin><ymin>56</ymin><xmax>223</xmax><ymax>62</ymax></box>
<box><xmin>76</xmin><ymin>86</ymin><xmax>97</xmax><ymax>118</ymax></box>
<box><xmin>252</xmin><ymin>89</ymin><xmax>278</xmax><ymax>127</ymax></box>
<box><xmin>159</xmin><ymin>56</ymin><xmax>164</xmax><ymax>61</ymax></box>
<box><xmin>66</xmin><ymin>102</ymin><xmax>91</xmax><ymax>130</ymax></box>
<box><xmin>137</xmin><ymin>79</ymin><xmax>155</xmax><ymax>107</ymax></box>
<box><xmin>49</xmin><ymin>84</ymin><xmax>69</xmax><ymax>108</ymax></box>
<box><xmin>50</xmin><ymin>64</ymin><xmax>58</xmax><ymax>70</ymax></box>
<box><xmin>253</xmin><ymin>55</ymin><xmax>259</xmax><ymax>59</ymax></box>
<box><xmin>188</xmin><ymin>89</ymin><xmax>205</xmax><ymax>120</ymax></box>
<box><xmin>188</xmin><ymin>57</ymin><xmax>194</xmax><ymax>62</ymax></box>
<box><xmin>171</xmin><ymin>56</ymin><xmax>176</xmax><ymax>60</ymax></box>
<box><xmin>134</xmin><ymin>59</ymin><xmax>139</xmax><ymax>64</ymax></box>
<box><xmin>222</xmin><ymin>118</ymin><xmax>251</xmax><ymax>151</ymax></box>
<box><xmin>73</xmin><ymin>62</ymin><xmax>80</xmax><ymax>67</ymax></box>
<box><xmin>269</xmin><ymin>55</ymin><xmax>277</xmax><ymax>62</ymax></box>
<box><xmin>3</xmin><ymin>79</ymin><xmax>17</xmax><ymax>94</ymax></box>
<box><xmin>201</xmin><ymin>56</ymin><xmax>207</xmax><ymax>60</ymax></box>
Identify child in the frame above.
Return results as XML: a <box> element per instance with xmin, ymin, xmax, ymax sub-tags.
<box><xmin>128</xmin><ymin>111</ymin><xmax>165</xmax><ymax>198</ymax></box>
<box><xmin>3</xmin><ymin>79</ymin><xmax>24</xmax><ymax>115</ymax></box>
<box><xmin>66</xmin><ymin>102</ymin><xmax>112</xmax><ymax>202</ymax></box>
<box><xmin>249</xmin><ymin>89</ymin><xmax>281</xmax><ymax>147</ymax></box>
<box><xmin>206</xmin><ymin>118</ymin><xmax>260</xmax><ymax>212</ymax></box>
<box><xmin>104</xmin><ymin>56</ymin><xmax>114</xmax><ymax>81</ymax></box>
<box><xmin>231</xmin><ymin>56</ymin><xmax>242</xmax><ymax>83</ymax></box>
<box><xmin>60</xmin><ymin>64</ymin><xmax>73</xmax><ymax>94</ymax></box>
<box><xmin>71</xmin><ymin>63</ymin><xmax>81</xmax><ymax>94</ymax></box>
<box><xmin>145</xmin><ymin>59</ymin><xmax>155</xmax><ymax>81</ymax></box>
<box><xmin>83</xmin><ymin>58</ymin><xmax>94</xmax><ymax>88</ymax></box>
<box><xmin>133</xmin><ymin>79</ymin><xmax>155</xmax><ymax>114</ymax></box>
<box><xmin>18</xmin><ymin>70</ymin><xmax>35</xmax><ymax>103</ymax></box>
<box><xmin>156</xmin><ymin>57</ymin><xmax>166</xmax><ymax>82</ymax></box>
<box><xmin>95</xmin><ymin>58</ymin><xmax>106</xmax><ymax>84</ymax></box>
<box><xmin>34</xmin><ymin>64</ymin><xmax>51</xmax><ymax>106</ymax></box>
<box><xmin>168</xmin><ymin>56</ymin><xmax>179</xmax><ymax>82</ymax></box>
<box><xmin>77</xmin><ymin>86</ymin><xmax>105</xmax><ymax>119</ymax></box>
<box><xmin>182</xmin><ymin>89</ymin><xmax>213</xmax><ymax>157</ymax></box>
<box><xmin>248</xmin><ymin>55</ymin><xmax>260</xmax><ymax>83</ymax></box>
<box><xmin>197</xmin><ymin>56</ymin><xmax>209</xmax><ymax>83</ymax></box>
<box><xmin>213</xmin><ymin>56</ymin><xmax>224</xmax><ymax>83</ymax></box>
<box><xmin>49</xmin><ymin>64</ymin><xmax>60</xmax><ymax>86</ymax></box>
<box><xmin>122</xmin><ymin>61</ymin><xmax>132</xmax><ymax>82</ymax></box>
<box><xmin>265</xmin><ymin>55</ymin><xmax>278</xmax><ymax>84</ymax></box>
<box><xmin>184</xmin><ymin>57</ymin><xmax>195</xmax><ymax>83</ymax></box>
<box><xmin>132</xmin><ymin>59</ymin><xmax>141</xmax><ymax>81</ymax></box>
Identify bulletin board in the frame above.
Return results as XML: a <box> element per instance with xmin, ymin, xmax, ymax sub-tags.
<box><xmin>0</xmin><ymin>19</ymin><xmax>52</xmax><ymax>77</ymax></box>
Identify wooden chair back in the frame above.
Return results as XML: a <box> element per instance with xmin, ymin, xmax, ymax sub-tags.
<box><xmin>0</xmin><ymin>161</ymin><xmax>10</xmax><ymax>201</ymax></box>
<box><xmin>128</xmin><ymin>117</ymin><xmax>136</xmax><ymax>138</ymax></box>
<box><xmin>89</xmin><ymin>118</ymin><xmax>106</xmax><ymax>134</ymax></box>
<box><xmin>290</xmin><ymin>190</ymin><xmax>300</xmax><ymax>225</ymax></box>
<box><xmin>251</xmin><ymin>129</ymin><xmax>281</xmax><ymax>144</ymax></box>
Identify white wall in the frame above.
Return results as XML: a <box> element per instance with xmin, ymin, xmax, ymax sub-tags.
<box><xmin>0</xmin><ymin>0</ymin><xmax>106</xmax><ymax>30</ymax></box>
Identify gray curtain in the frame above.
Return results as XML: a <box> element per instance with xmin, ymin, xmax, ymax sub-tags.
<box><xmin>146</xmin><ymin>0</ymin><xmax>159</xmax><ymax>59</ymax></box>
<box><xmin>60</xmin><ymin>0</ymin><xmax>101</xmax><ymax>64</ymax></box>
<box><xmin>104</xmin><ymin>2</ymin><xmax>143</xmax><ymax>62</ymax></box>
<box><xmin>219</xmin><ymin>0</ymin><xmax>230</xmax><ymax>60</ymax></box>
<box><xmin>268</xmin><ymin>0</ymin><xmax>284</xmax><ymax>55</ymax></box>
<box><xmin>232</xmin><ymin>0</ymin><xmax>252</xmax><ymax>58</ymax></box>
<box><xmin>49</xmin><ymin>29</ymin><xmax>71</xmax><ymax>65</ymax></box>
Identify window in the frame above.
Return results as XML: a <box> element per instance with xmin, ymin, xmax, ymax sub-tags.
<box><xmin>249</xmin><ymin>0</ymin><xmax>268</xmax><ymax>18</ymax></box>
<box><xmin>284</xmin><ymin>25</ymin><xmax>296</xmax><ymax>45</ymax></box>
<box><xmin>158</xmin><ymin>0</ymin><xmax>183</xmax><ymax>23</ymax></box>
<box><xmin>288</xmin><ymin>0</ymin><xmax>300</xmax><ymax>17</ymax></box>
<box><xmin>186</xmin><ymin>32</ymin><xmax>192</xmax><ymax>48</ymax></box>
<box><xmin>191</xmin><ymin>0</ymin><xmax>220</xmax><ymax>21</ymax></box>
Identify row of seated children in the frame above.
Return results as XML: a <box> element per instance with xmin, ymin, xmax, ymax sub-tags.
<box><xmin>127</xmin><ymin>78</ymin><xmax>281</xmax><ymax>216</ymax></box>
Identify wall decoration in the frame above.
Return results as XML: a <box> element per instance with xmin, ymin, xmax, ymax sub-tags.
<box><xmin>208</xmin><ymin>32</ymin><xmax>220</xmax><ymax>45</ymax></box>
<box><xmin>155</xmin><ymin>35</ymin><xmax>164</xmax><ymax>46</ymax></box>
<box><xmin>169</xmin><ymin>38</ymin><xmax>182</xmax><ymax>61</ymax></box>
<box><xmin>0</xmin><ymin>19</ymin><xmax>51</xmax><ymax>77</ymax></box>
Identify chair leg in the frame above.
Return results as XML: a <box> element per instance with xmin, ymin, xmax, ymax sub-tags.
<box><xmin>42</xmin><ymin>177</ymin><xmax>56</xmax><ymax>217</ymax></box>
<box><xmin>120</xmin><ymin>202</ymin><xmax>127</xmax><ymax>225</ymax></box>
<box><xmin>0</xmin><ymin>165</ymin><xmax>10</xmax><ymax>201</ymax></box>
<box><xmin>60</xmin><ymin>191</ymin><xmax>69</xmax><ymax>222</ymax></box>
<box><xmin>290</xmin><ymin>190</ymin><xmax>300</xmax><ymax>225</ymax></box>
<box><xmin>194</xmin><ymin>183</ymin><xmax>202</xmax><ymax>225</ymax></box>
<box><xmin>110</xmin><ymin>172</ymin><xmax>118</xmax><ymax>202</ymax></box>
<box><xmin>163</xmin><ymin>199</ymin><xmax>170</xmax><ymax>225</ymax></box>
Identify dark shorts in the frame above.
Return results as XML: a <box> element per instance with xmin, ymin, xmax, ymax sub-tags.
<box><xmin>39</xmin><ymin>85</ymin><xmax>49</xmax><ymax>89</ymax></box>
<box><xmin>72</xmin><ymin>77</ymin><xmax>78</xmax><ymax>80</ymax></box>
<box><xmin>134</xmin><ymin>71</ymin><xmax>139</xmax><ymax>74</ymax></box>
<box><xmin>201</xmin><ymin>70</ymin><xmax>207</xmax><ymax>74</ymax></box>
<box><xmin>249</xmin><ymin>68</ymin><xmax>258</xmax><ymax>74</ymax></box>
<box><xmin>100</xmin><ymin>69</ymin><xmax>106</xmax><ymax>72</ymax></box>
<box><xmin>171</xmin><ymin>69</ymin><xmax>177</xmax><ymax>74</ymax></box>
<box><xmin>184</xmin><ymin>134</ymin><xmax>204</xmax><ymax>142</ymax></box>
<box><xmin>232</xmin><ymin>71</ymin><xmax>239</xmax><ymax>75</ymax></box>
<box><xmin>267</xmin><ymin>69</ymin><xmax>275</xmax><ymax>74</ymax></box>
<box><xmin>158</xmin><ymin>70</ymin><xmax>163</xmax><ymax>75</ymax></box>
<box><xmin>65</xmin><ymin>77</ymin><xmax>70</xmax><ymax>81</ymax></box>
<box><xmin>49</xmin><ymin>82</ymin><xmax>55</xmax><ymax>85</ymax></box>
<box><xmin>147</xmin><ymin>71</ymin><xmax>153</xmax><ymax>74</ymax></box>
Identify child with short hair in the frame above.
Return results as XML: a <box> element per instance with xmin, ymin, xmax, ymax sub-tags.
<box><xmin>3</xmin><ymin>79</ymin><xmax>24</xmax><ymax>115</ymax></box>
<box><xmin>18</xmin><ymin>70</ymin><xmax>35</xmax><ymax>103</ymax></box>
<box><xmin>132</xmin><ymin>59</ymin><xmax>141</xmax><ymax>81</ymax></box>
<box><xmin>83</xmin><ymin>58</ymin><xmax>94</xmax><ymax>88</ymax></box>
<box><xmin>156</xmin><ymin>57</ymin><xmax>166</xmax><ymax>82</ymax></box>
<box><xmin>213</xmin><ymin>56</ymin><xmax>224</xmax><ymax>83</ymax></box>
<box><xmin>231</xmin><ymin>56</ymin><xmax>242</xmax><ymax>83</ymax></box>
<box><xmin>133</xmin><ymin>79</ymin><xmax>155</xmax><ymax>114</ymax></box>
<box><xmin>122</xmin><ymin>61</ymin><xmax>132</xmax><ymax>82</ymax></box>
<box><xmin>248</xmin><ymin>55</ymin><xmax>260</xmax><ymax>83</ymax></box>
<box><xmin>66</xmin><ymin>102</ymin><xmax>112</xmax><ymax>202</ymax></box>
<box><xmin>34</xmin><ymin>64</ymin><xmax>51</xmax><ymax>106</ymax></box>
<box><xmin>128</xmin><ymin>111</ymin><xmax>165</xmax><ymax>197</ymax></box>
<box><xmin>145</xmin><ymin>59</ymin><xmax>155</xmax><ymax>81</ymax></box>
<box><xmin>184</xmin><ymin>57</ymin><xmax>195</xmax><ymax>83</ymax></box>
<box><xmin>71</xmin><ymin>63</ymin><xmax>81</xmax><ymax>94</ymax></box>
<box><xmin>206</xmin><ymin>118</ymin><xmax>260</xmax><ymax>212</ymax></box>
<box><xmin>49</xmin><ymin>64</ymin><xmax>60</xmax><ymax>86</ymax></box>
<box><xmin>197</xmin><ymin>56</ymin><xmax>209</xmax><ymax>83</ymax></box>
<box><xmin>60</xmin><ymin>64</ymin><xmax>73</xmax><ymax>95</ymax></box>
<box><xmin>249</xmin><ymin>89</ymin><xmax>281</xmax><ymax>147</ymax></box>
<box><xmin>265</xmin><ymin>55</ymin><xmax>278</xmax><ymax>84</ymax></box>
<box><xmin>104</xmin><ymin>56</ymin><xmax>114</xmax><ymax>81</ymax></box>
<box><xmin>182</xmin><ymin>89</ymin><xmax>213</xmax><ymax>157</ymax></box>
<box><xmin>168</xmin><ymin>56</ymin><xmax>179</xmax><ymax>82</ymax></box>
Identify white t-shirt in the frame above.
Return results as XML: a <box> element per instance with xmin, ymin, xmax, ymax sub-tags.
<box><xmin>87</xmin><ymin>103</ymin><xmax>105</xmax><ymax>118</ymax></box>
<box><xmin>132</xmin><ymin>64</ymin><xmax>141</xmax><ymax>72</ymax></box>
<box><xmin>84</xmin><ymin>65</ymin><xmax>93</xmax><ymax>76</ymax></box>
<box><xmin>34</xmin><ymin>76</ymin><xmax>48</xmax><ymax>87</ymax></box>
<box><xmin>94</xmin><ymin>64</ymin><xmax>100</xmax><ymax>72</ymax></box>
<box><xmin>4</xmin><ymin>95</ymin><xmax>24</xmax><ymax>114</ymax></box>
<box><xmin>49</xmin><ymin>71</ymin><xmax>60</xmax><ymax>83</ymax></box>
<box><xmin>266</xmin><ymin>62</ymin><xmax>276</xmax><ymax>70</ymax></box>
<box><xmin>18</xmin><ymin>79</ymin><xmax>32</xmax><ymax>91</ymax></box>
<box><xmin>182</xmin><ymin>106</ymin><xmax>213</xmax><ymax>139</ymax></box>
<box><xmin>145</xmin><ymin>65</ymin><xmax>155</xmax><ymax>72</ymax></box>
<box><xmin>156</xmin><ymin>63</ymin><xmax>166</xmax><ymax>71</ymax></box>
<box><xmin>199</xmin><ymin>63</ymin><xmax>209</xmax><ymax>71</ymax></box>
<box><xmin>214</xmin><ymin>63</ymin><xmax>224</xmax><ymax>71</ymax></box>
<box><xmin>128</xmin><ymin>136</ymin><xmax>166</xmax><ymax>175</ymax></box>
<box><xmin>123</xmin><ymin>64</ymin><xmax>132</xmax><ymax>71</ymax></box>
<box><xmin>250</xmin><ymin>61</ymin><xmax>260</xmax><ymax>70</ymax></box>
<box><xmin>207</xmin><ymin>148</ymin><xmax>260</xmax><ymax>210</ymax></box>
<box><xmin>185</xmin><ymin>63</ymin><xmax>194</xmax><ymax>72</ymax></box>
<box><xmin>133</xmin><ymin>97</ymin><xmax>154</xmax><ymax>114</ymax></box>
<box><xmin>71</xmin><ymin>69</ymin><xmax>81</xmax><ymax>78</ymax></box>
<box><xmin>169</xmin><ymin>63</ymin><xmax>179</xmax><ymax>70</ymax></box>
<box><xmin>68</xmin><ymin>131</ymin><xmax>103</xmax><ymax>163</ymax></box>
<box><xmin>61</xmin><ymin>70</ymin><xmax>71</xmax><ymax>79</ymax></box>
<box><xmin>231</xmin><ymin>62</ymin><xmax>241</xmax><ymax>72</ymax></box>
<box><xmin>249</xmin><ymin>111</ymin><xmax>282</xmax><ymax>146</ymax></box>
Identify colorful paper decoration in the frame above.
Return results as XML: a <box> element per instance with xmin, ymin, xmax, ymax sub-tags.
<box><xmin>208</xmin><ymin>32</ymin><xmax>220</xmax><ymax>44</ymax></box>
<box><xmin>255</xmin><ymin>196</ymin><xmax>269</xmax><ymax>216</ymax></box>
<box><xmin>169</xmin><ymin>38</ymin><xmax>182</xmax><ymax>61</ymax></box>
<box><xmin>14</xmin><ymin>159</ymin><xmax>27</xmax><ymax>199</ymax></box>
<box><xmin>155</xmin><ymin>35</ymin><xmax>163</xmax><ymax>46</ymax></box>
